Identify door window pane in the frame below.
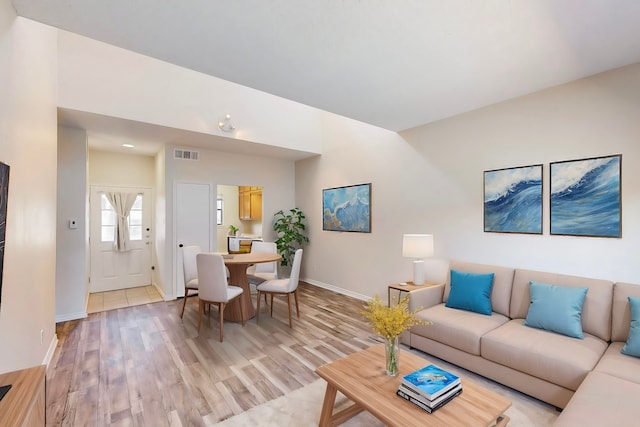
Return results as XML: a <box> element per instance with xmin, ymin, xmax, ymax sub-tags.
<box><xmin>128</xmin><ymin>194</ymin><xmax>143</xmax><ymax>241</ymax></box>
<box><xmin>101</xmin><ymin>194</ymin><xmax>115</xmax><ymax>242</ymax></box>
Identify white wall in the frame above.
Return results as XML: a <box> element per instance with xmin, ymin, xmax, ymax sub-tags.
<box><xmin>154</xmin><ymin>147</ymin><xmax>167</xmax><ymax>297</ymax></box>
<box><xmin>56</xmin><ymin>127</ymin><xmax>88</xmax><ymax>322</ymax></box>
<box><xmin>0</xmin><ymin>7</ymin><xmax>58</xmax><ymax>372</ymax></box>
<box><xmin>162</xmin><ymin>145</ymin><xmax>296</xmax><ymax>298</ymax></box>
<box><xmin>297</xmin><ymin>64</ymin><xmax>640</xmax><ymax>300</ymax></box>
<box><xmin>57</xmin><ymin>30</ymin><xmax>323</xmax><ymax>154</ymax></box>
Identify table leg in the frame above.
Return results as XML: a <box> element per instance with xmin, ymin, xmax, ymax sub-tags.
<box><xmin>224</xmin><ymin>263</ymin><xmax>255</xmax><ymax>321</ymax></box>
<box><xmin>318</xmin><ymin>383</ymin><xmax>338</xmax><ymax>427</ymax></box>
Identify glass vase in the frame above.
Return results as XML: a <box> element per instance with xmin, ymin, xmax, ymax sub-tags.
<box><xmin>385</xmin><ymin>336</ymin><xmax>400</xmax><ymax>376</ymax></box>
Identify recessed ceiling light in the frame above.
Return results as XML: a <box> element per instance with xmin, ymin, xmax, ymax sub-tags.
<box><xmin>122</xmin><ymin>143</ymin><xmax>135</xmax><ymax>148</ymax></box>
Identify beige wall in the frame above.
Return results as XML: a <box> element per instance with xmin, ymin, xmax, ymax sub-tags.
<box><xmin>0</xmin><ymin>7</ymin><xmax>58</xmax><ymax>372</ymax></box>
<box><xmin>297</xmin><ymin>63</ymin><xmax>640</xmax><ymax>300</ymax></box>
<box><xmin>89</xmin><ymin>149</ymin><xmax>155</xmax><ymax>187</ymax></box>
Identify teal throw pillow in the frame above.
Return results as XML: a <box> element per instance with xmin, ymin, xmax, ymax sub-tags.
<box><xmin>621</xmin><ymin>297</ymin><xmax>640</xmax><ymax>358</ymax></box>
<box><xmin>445</xmin><ymin>270</ymin><xmax>494</xmax><ymax>315</ymax></box>
<box><xmin>524</xmin><ymin>281</ymin><xmax>588</xmax><ymax>339</ymax></box>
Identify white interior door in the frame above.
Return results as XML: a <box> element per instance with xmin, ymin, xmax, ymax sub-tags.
<box><xmin>175</xmin><ymin>182</ymin><xmax>212</xmax><ymax>297</ymax></box>
<box><xmin>90</xmin><ymin>186</ymin><xmax>152</xmax><ymax>292</ymax></box>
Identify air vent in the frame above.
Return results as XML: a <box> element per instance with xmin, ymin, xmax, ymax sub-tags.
<box><xmin>174</xmin><ymin>149</ymin><xmax>199</xmax><ymax>161</ymax></box>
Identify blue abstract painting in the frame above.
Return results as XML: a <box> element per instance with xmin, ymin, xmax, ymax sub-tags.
<box><xmin>323</xmin><ymin>183</ymin><xmax>371</xmax><ymax>232</ymax></box>
<box><xmin>550</xmin><ymin>155</ymin><xmax>621</xmax><ymax>237</ymax></box>
<box><xmin>484</xmin><ymin>165</ymin><xmax>542</xmax><ymax>234</ymax></box>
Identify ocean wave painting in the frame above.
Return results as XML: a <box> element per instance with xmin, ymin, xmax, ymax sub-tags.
<box><xmin>484</xmin><ymin>164</ymin><xmax>542</xmax><ymax>234</ymax></box>
<box><xmin>550</xmin><ymin>155</ymin><xmax>621</xmax><ymax>237</ymax></box>
<box><xmin>323</xmin><ymin>183</ymin><xmax>371</xmax><ymax>232</ymax></box>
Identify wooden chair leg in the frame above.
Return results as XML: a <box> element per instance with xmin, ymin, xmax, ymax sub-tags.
<box><xmin>256</xmin><ymin>290</ymin><xmax>262</xmax><ymax>323</ymax></box>
<box><xmin>294</xmin><ymin>289</ymin><xmax>300</xmax><ymax>319</ymax></box>
<box><xmin>197</xmin><ymin>300</ymin><xmax>204</xmax><ymax>332</ymax></box>
<box><xmin>239</xmin><ymin>296</ymin><xmax>246</xmax><ymax>328</ymax></box>
<box><xmin>287</xmin><ymin>293</ymin><xmax>293</xmax><ymax>328</ymax></box>
<box><xmin>270</xmin><ymin>294</ymin><xmax>274</xmax><ymax>317</ymax></box>
<box><xmin>219</xmin><ymin>302</ymin><xmax>225</xmax><ymax>342</ymax></box>
<box><xmin>180</xmin><ymin>293</ymin><xmax>188</xmax><ymax>318</ymax></box>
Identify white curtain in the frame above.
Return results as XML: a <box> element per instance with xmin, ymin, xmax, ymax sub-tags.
<box><xmin>105</xmin><ymin>192</ymin><xmax>138</xmax><ymax>252</ymax></box>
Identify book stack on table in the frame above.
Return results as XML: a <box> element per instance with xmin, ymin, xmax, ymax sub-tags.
<box><xmin>396</xmin><ymin>364</ymin><xmax>462</xmax><ymax>413</ymax></box>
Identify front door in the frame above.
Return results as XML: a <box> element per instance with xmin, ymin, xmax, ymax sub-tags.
<box><xmin>90</xmin><ymin>185</ymin><xmax>152</xmax><ymax>292</ymax></box>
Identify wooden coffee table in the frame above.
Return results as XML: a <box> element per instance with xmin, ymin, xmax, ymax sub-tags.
<box><xmin>315</xmin><ymin>344</ymin><xmax>511</xmax><ymax>427</ymax></box>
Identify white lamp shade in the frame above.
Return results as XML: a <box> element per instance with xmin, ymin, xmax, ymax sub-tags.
<box><xmin>402</xmin><ymin>234</ymin><xmax>434</xmax><ymax>259</ymax></box>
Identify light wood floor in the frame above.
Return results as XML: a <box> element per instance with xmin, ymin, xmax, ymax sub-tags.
<box><xmin>46</xmin><ymin>282</ymin><xmax>376</xmax><ymax>426</ymax></box>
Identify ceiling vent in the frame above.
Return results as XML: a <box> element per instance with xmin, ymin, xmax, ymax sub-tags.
<box><xmin>174</xmin><ymin>149</ymin><xmax>199</xmax><ymax>161</ymax></box>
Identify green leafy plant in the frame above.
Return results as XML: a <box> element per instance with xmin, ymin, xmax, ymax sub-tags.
<box><xmin>228</xmin><ymin>225</ymin><xmax>239</xmax><ymax>236</ymax></box>
<box><xmin>273</xmin><ymin>208</ymin><xmax>309</xmax><ymax>266</ymax></box>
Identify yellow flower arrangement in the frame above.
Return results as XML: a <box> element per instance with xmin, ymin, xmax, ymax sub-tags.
<box><xmin>360</xmin><ymin>295</ymin><xmax>430</xmax><ymax>376</ymax></box>
<box><xmin>360</xmin><ymin>295</ymin><xmax>428</xmax><ymax>339</ymax></box>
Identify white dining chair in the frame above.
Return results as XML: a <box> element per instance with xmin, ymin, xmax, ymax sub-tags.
<box><xmin>247</xmin><ymin>241</ymin><xmax>278</xmax><ymax>285</ymax></box>
<box><xmin>256</xmin><ymin>249</ymin><xmax>303</xmax><ymax>328</ymax></box>
<box><xmin>196</xmin><ymin>253</ymin><xmax>245</xmax><ymax>341</ymax></box>
<box><xmin>180</xmin><ymin>245</ymin><xmax>201</xmax><ymax>318</ymax></box>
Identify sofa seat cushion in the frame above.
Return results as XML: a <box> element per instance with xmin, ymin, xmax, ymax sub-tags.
<box><xmin>593</xmin><ymin>342</ymin><xmax>640</xmax><ymax>385</ymax></box>
<box><xmin>554</xmin><ymin>372</ymin><xmax>640</xmax><ymax>427</ymax></box>
<box><xmin>482</xmin><ymin>319</ymin><xmax>608</xmax><ymax>391</ymax></box>
<box><xmin>412</xmin><ymin>303</ymin><xmax>509</xmax><ymax>356</ymax></box>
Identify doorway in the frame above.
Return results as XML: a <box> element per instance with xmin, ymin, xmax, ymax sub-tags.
<box><xmin>89</xmin><ymin>185</ymin><xmax>153</xmax><ymax>292</ymax></box>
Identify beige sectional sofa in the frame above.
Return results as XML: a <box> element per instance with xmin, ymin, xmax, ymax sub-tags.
<box><xmin>404</xmin><ymin>261</ymin><xmax>640</xmax><ymax>425</ymax></box>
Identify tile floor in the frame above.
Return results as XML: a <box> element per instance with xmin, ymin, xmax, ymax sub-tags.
<box><xmin>87</xmin><ymin>285</ymin><xmax>163</xmax><ymax>313</ymax></box>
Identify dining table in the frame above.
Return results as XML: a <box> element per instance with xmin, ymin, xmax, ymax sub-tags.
<box><xmin>222</xmin><ymin>251</ymin><xmax>282</xmax><ymax>322</ymax></box>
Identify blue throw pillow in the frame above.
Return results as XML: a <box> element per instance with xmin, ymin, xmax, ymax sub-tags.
<box><xmin>445</xmin><ymin>270</ymin><xmax>494</xmax><ymax>315</ymax></box>
<box><xmin>621</xmin><ymin>297</ymin><xmax>640</xmax><ymax>358</ymax></box>
<box><xmin>524</xmin><ymin>281</ymin><xmax>588</xmax><ymax>339</ymax></box>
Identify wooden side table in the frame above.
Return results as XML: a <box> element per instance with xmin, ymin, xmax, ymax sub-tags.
<box><xmin>388</xmin><ymin>282</ymin><xmax>439</xmax><ymax>306</ymax></box>
<box><xmin>0</xmin><ymin>365</ymin><xmax>46</xmax><ymax>427</ymax></box>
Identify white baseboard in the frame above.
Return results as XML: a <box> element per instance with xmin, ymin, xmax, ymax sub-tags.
<box><xmin>55</xmin><ymin>311</ymin><xmax>88</xmax><ymax>323</ymax></box>
<box><xmin>43</xmin><ymin>334</ymin><xmax>58</xmax><ymax>367</ymax></box>
<box><xmin>301</xmin><ymin>277</ymin><xmax>372</xmax><ymax>301</ymax></box>
<box><xmin>152</xmin><ymin>281</ymin><xmax>170</xmax><ymax>300</ymax></box>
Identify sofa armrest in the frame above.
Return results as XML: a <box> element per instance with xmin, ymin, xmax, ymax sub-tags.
<box><xmin>408</xmin><ymin>284</ymin><xmax>445</xmax><ymax>312</ymax></box>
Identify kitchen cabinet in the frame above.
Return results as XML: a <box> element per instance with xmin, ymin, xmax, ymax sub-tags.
<box><xmin>239</xmin><ymin>186</ymin><xmax>262</xmax><ymax>220</ymax></box>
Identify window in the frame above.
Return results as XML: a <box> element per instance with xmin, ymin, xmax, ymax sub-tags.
<box><xmin>128</xmin><ymin>195</ymin><xmax>143</xmax><ymax>241</ymax></box>
<box><xmin>100</xmin><ymin>194</ymin><xmax>116</xmax><ymax>242</ymax></box>
<box><xmin>217</xmin><ymin>195</ymin><xmax>223</xmax><ymax>225</ymax></box>
<box><xmin>100</xmin><ymin>193</ymin><xmax>143</xmax><ymax>242</ymax></box>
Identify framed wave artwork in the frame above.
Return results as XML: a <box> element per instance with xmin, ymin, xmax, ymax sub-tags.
<box><xmin>484</xmin><ymin>164</ymin><xmax>543</xmax><ymax>234</ymax></box>
<box><xmin>322</xmin><ymin>183</ymin><xmax>371</xmax><ymax>233</ymax></box>
<box><xmin>550</xmin><ymin>154</ymin><xmax>621</xmax><ymax>238</ymax></box>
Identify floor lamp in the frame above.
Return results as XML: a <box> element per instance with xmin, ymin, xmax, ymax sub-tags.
<box><xmin>402</xmin><ymin>234</ymin><xmax>434</xmax><ymax>285</ymax></box>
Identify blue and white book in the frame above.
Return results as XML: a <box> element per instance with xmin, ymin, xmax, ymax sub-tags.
<box><xmin>402</xmin><ymin>364</ymin><xmax>461</xmax><ymax>400</ymax></box>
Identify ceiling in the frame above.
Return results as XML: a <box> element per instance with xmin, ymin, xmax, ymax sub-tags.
<box><xmin>13</xmin><ymin>1</ymin><xmax>640</xmax><ymax>156</ymax></box>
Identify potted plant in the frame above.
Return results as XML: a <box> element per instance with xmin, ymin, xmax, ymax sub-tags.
<box><xmin>273</xmin><ymin>208</ymin><xmax>309</xmax><ymax>268</ymax></box>
<box><xmin>228</xmin><ymin>225</ymin><xmax>239</xmax><ymax>236</ymax></box>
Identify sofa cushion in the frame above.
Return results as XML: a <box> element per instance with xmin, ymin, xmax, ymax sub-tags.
<box><xmin>482</xmin><ymin>319</ymin><xmax>608</xmax><ymax>391</ymax></box>
<box><xmin>554</xmin><ymin>372</ymin><xmax>640</xmax><ymax>427</ymax></box>
<box><xmin>594</xmin><ymin>342</ymin><xmax>640</xmax><ymax>385</ymax></box>
<box><xmin>523</xmin><ymin>281</ymin><xmax>588</xmax><ymax>339</ymax></box>
<box><xmin>412</xmin><ymin>303</ymin><xmax>509</xmax><ymax>356</ymax></box>
<box><xmin>612</xmin><ymin>282</ymin><xmax>640</xmax><ymax>342</ymax></box>
<box><xmin>445</xmin><ymin>261</ymin><xmax>514</xmax><ymax>318</ymax></box>
<box><xmin>445</xmin><ymin>270</ymin><xmax>494</xmax><ymax>315</ymax></box>
<box><xmin>621</xmin><ymin>297</ymin><xmax>640</xmax><ymax>357</ymax></box>
<box><xmin>510</xmin><ymin>269</ymin><xmax>613</xmax><ymax>342</ymax></box>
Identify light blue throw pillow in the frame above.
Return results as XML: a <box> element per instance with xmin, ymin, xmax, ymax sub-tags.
<box><xmin>445</xmin><ymin>270</ymin><xmax>494</xmax><ymax>315</ymax></box>
<box><xmin>621</xmin><ymin>297</ymin><xmax>640</xmax><ymax>358</ymax></box>
<box><xmin>524</xmin><ymin>281</ymin><xmax>588</xmax><ymax>339</ymax></box>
